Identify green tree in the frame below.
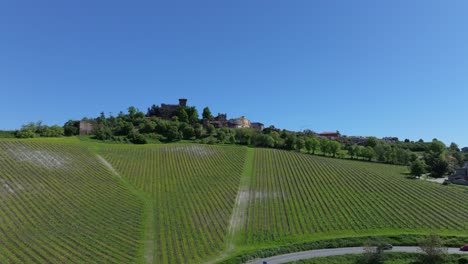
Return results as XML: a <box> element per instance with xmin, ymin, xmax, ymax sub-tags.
<box><xmin>418</xmin><ymin>234</ymin><xmax>447</xmax><ymax>264</ymax></box>
<box><xmin>295</xmin><ymin>138</ymin><xmax>305</xmax><ymax>151</ymax></box>
<box><xmin>202</xmin><ymin>107</ymin><xmax>214</xmax><ymax>120</ymax></box>
<box><xmin>362</xmin><ymin>146</ymin><xmax>376</xmax><ymax>161</ymax></box>
<box><xmin>366</xmin><ymin>137</ymin><xmax>378</xmax><ymax>148</ymax></box>
<box><xmin>186</xmin><ymin>106</ymin><xmax>199</xmax><ymax>125</ymax></box>
<box><xmin>176</xmin><ymin>107</ymin><xmax>189</xmax><ymax>123</ymax></box>
<box><xmin>284</xmin><ymin>134</ymin><xmax>297</xmax><ymax>150</ymax></box>
<box><xmin>63</xmin><ymin>120</ymin><xmax>79</xmax><ymax>136</ymax></box>
<box><xmin>329</xmin><ymin>141</ymin><xmax>341</xmax><ymax>157</ymax></box>
<box><xmin>320</xmin><ymin>138</ymin><xmax>330</xmax><ymax>156</ymax></box>
<box><xmin>429</xmin><ymin>139</ymin><xmax>446</xmax><ymax>157</ymax></box>
<box><xmin>409</xmin><ymin>159</ymin><xmax>426</xmax><ymax>177</ymax></box>
<box><xmin>206</xmin><ymin>124</ymin><xmax>215</xmax><ymax>135</ymax></box>
<box><xmin>431</xmin><ymin>158</ymin><xmax>449</xmax><ymax>178</ymax></box>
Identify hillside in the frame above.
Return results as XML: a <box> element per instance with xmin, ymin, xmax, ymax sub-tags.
<box><xmin>0</xmin><ymin>139</ymin><xmax>144</xmax><ymax>263</ymax></box>
<box><xmin>0</xmin><ymin>138</ymin><xmax>467</xmax><ymax>264</ymax></box>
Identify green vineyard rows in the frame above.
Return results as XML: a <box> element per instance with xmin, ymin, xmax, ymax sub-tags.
<box><xmin>242</xmin><ymin>148</ymin><xmax>468</xmax><ymax>245</ymax></box>
<box><xmin>0</xmin><ymin>139</ymin><xmax>144</xmax><ymax>263</ymax></box>
<box><xmin>1</xmin><ymin>139</ymin><xmax>467</xmax><ymax>264</ymax></box>
<box><xmin>99</xmin><ymin>144</ymin><xmax>247</xmax><ymax>264</ymax></box>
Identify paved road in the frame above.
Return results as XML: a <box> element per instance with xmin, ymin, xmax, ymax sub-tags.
<box><xmin>248</xmin><ymin>246</ymin><xmax>468</xmax><ymax>264</ymax></box>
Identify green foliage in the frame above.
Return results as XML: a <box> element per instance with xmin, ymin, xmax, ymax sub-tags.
<box><xmin>409</xmin><ymin>159</ymin><xmax>426</xmax><ymax>177</ymax></box>
<box><xmin>418</xmin><ymin>234</ymin><xmax>448</xmax><ymax>264</ymax></box>
<box><xmin>63</xmin><ymin>120</ymin><xmax>79</xmax><ymax>136</ymax></box>
<box><xmin>0</xmin><ymin>130</ymin><xmax>16</xmax><ymax>138</ymax></box>
<box><xmin>329</xmin><ymin>140</ymin><xmax>341</xmax><ymax>157</ymax></box>
<box><xmin>430</xmin><ymin>158</ymin><xmax>449</xmax><ymax>178</ymax></box>
<box><xmin>16</xmin><ymin>122</ymin><xmax>64</xmax><ymax>138</ymax></box>
<box><xmin>202</xmin><ymin>106</ymin><xmax>214</xmax><ymax>120</ymax></box>
<box><xmin>305</xmin><ymin>137</ymin><xmax>320</xmax><ymax>154</ymax></box>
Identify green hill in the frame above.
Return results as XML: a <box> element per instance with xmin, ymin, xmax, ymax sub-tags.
<box><xmin>0</xmin><ymin>138</ymin><xmax>467</xmax><ymax>263</ymax></box>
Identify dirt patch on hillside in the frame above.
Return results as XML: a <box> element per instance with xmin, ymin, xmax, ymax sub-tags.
<box><xmin>229</xmin><ymin>190</ymin><xmax>250</xmax><ymax>234</ymax></box>
<box><xmin>96</xmin><ymin>155</ymin><xmax>121</xmax><ymax>178</ymax></box>
<box><xmin>159</xmin><ymin>145</ymin><xmax>218</xmax><ymax>157</ymax></box>
<box><xmin>6</xmin><ymin>146</ymin><xmax>70</xmax><ymax>169</ymax></box>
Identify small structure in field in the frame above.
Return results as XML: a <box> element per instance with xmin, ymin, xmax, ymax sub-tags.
<box><xmin>448</xmin><ymin>162</ymin><xmax>468</xmax><ymax>186</ymax></box>
<box><xmin>79</xmin><ymin>120</ymin><xmax>95</xmax><ymax>135</ymax></box>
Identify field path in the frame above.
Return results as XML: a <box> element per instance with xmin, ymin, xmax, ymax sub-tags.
<box><xmin>96</xmin><ymin>154</ymin><xmax>155</xmax><ymax>264</ymax></box>
<box><xmin>205</xmin><ymin>147</ymin><xmax>255</xmax><ymax>264</ymax></box>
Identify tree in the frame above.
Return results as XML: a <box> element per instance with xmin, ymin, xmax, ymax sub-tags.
<box><xmin>284</xmin><ymin>134</ymin><xmax>297</xmax><ymax>150</ymax></box>
<box><xmin>429</xmin><ymin>140</ymin><xmax>446</xmax><ymax>157</ymax></box>
<box><xmin>176</xmin><ymin>107</ymin><xmax>189</xmax><ymax>123</ymax></box>
<box><xmin>63</xmin><ymin>120</ymin><xmax>79</xmax><ymax>136</ymax></box>
<box><xmin>206</xmin><ymin>124</ymin><xmax>215</xmax><ymax>135</ymax></box>
<box><xmin>329</xmin><ymin>141</ymin><xmax>341</xmax><ymax>157</ymax></box>
<box><xmin>305</xmin><ymin>137</ymin><xmax>320</xmax><ymax>154</ymax></box>
<box><xmin>366</xmin><ymin>137</ymin><xmax>378</xmax><ymax>148</ymax></box>
<box><xmin>362</xmin><ymin>146</ymin><xmax>376</xmax><ymax>161</ymax></box>
<box><xmin>409</xmin><ymin>159</ymin><xmax>426</xmax><ymax>177</ymax></box>
<box><xmin>186</xmin><ymin>106</ymin><xmax>199</xmax><ymax>125</ymax></box>
<box><xmin>431</xmin><ymin>158</ymin><xmax>449</xmax><ymax>178</ymax></box>
<box><xmin>320</xmin><ymin>138</ymin><xmax>330</xmax><ymax>155</ymax></box>
<box><xmin>295</xmin><ymin>138</ymin><xmax>305</xmax><ymax>151</ymax></box>
<box><xmin>359</xmin><ymin>239</ymin><xmax>385</xmax><ymax>264</ymax></box>
<box><xmin>450</xmin><ymin>142</ymin><xmax>460</xmax><ymax>152</ymax></box>
<box><xmin>202</xmin><ymin>107</ymin><xmax>214</xmax><ymax>120</ymax></box>
<box><xmin>418</xmin><ymin>234</ymin><xmax>447</xmax><ymax>264</ymax></box>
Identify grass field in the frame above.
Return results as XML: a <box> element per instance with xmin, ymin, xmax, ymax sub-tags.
<box><xmin>242</xmin><ymin>148</ymin><xmax>468</xmax><ymax>246</ymax></box>
<box><xmin>1</xmin><ymin>139</ymin><xmax>467</xmax><ymax>264</ymax></box>
<box><xmin>0</xmin><ymin>139</ymin><xmax>144</xmax><ymax>263</ymax></box>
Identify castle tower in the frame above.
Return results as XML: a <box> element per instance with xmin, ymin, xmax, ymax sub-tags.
<box><xmin>179</xmin><ymin>98</ymin><xmax>187</xmax><ymax>107</ymax></box>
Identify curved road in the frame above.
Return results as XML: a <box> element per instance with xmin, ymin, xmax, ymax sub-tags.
<box><xmin>248</xmin><ymin>246</ymin><xmax>468</xmax><ymax>264</ymax></box>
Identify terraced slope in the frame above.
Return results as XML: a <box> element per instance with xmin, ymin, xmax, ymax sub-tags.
<box><xmin>99</xmin><ymin>144</ymin><xmax>248</xmax><ymax>264</ymax></box>
<box><xmin>0</xmin><ymin>139</ymin><xmax>144</xmax><ymax>263</ymax></box>
<box><xmin>243</xmin><ymin>149</ymin><xmax>468</xmax><ymax>245</ymax></box>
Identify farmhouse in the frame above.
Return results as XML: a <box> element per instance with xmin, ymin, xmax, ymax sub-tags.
<box><xmin>318</xmin><ymin>131</ymin><xmax>341</xmax><ymax>140</ymax></box>
<box><xmin>448</xmin><ymin>162</ymin><xmax>468</xmax><ymax>186</ymax></box>
<box><xmin>79</xmin><ymin>120</ymin><xmax>95</xmax><ymax>135</ymax></box>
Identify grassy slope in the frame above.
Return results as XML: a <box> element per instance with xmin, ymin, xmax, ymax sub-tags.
<box><xmin>240</xmin><ymin>148</ymin><xmax>468</xmax><ymax>249</ymax></box>
<box><xmin>98</xmin><ymin>143</ymin><xmax>248</xmax><ymax>264</ymax></box>
<box><xmin>0</xmin><ymin>138</ymin><xmax>144</xmax><ymax>263</ymax></box>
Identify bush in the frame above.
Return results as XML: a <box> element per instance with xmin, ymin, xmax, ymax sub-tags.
<box><xmin>458</xmin><ymin>257</ymin><xmax>468</xmax><ymax>264</ymax></box>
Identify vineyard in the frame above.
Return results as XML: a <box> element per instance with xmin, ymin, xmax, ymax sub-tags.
<box><xmin>1</xmin><ymin>139</ymin><xmax>467</xmax><ymax>264</ymax></box>
<box><xmin>99</xmin><ymin>144</ymin><xmax>248</xmax><ymax>264</ymax></box>
<box><xmin>0</xmin><ymin>139</ymin><xmax>144</xmax><ymax>263</ymax></box>
<box><xmin>242</xmin><ymin>148</ymin><xmax>468</xmax><ymax>246</ymax></box>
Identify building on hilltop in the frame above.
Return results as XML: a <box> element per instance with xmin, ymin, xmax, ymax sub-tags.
<box><xmin>159</xmin><ymin>98</ymin><xmax>187</xmax><ymax>119</ymax></box>
<box><xmin>317</xmin><ymin>131</ymin><xmax>341</xmax><ymax>140</ymax></box>
<box><xmin>79</xmin><ymin>120</ymin><xmax>95</xmax><ymax>135</ymax></box>
<box><xmin>203</xmin><ymin>114</ymin><xmax>264</xmax><ymax>131</ymax></box>
<box><xmin>147</xmin><ymin>98</ymin><xmax>188</xmax><ymax>120</ymax></box>
<box><xmin>251</xmin><ymin>122</ymin><xmax>265</xmax><ymax>131</ymax></box>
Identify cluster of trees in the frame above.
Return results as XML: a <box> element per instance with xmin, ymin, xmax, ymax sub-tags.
<box><xmin>409</xmin><ymin>140</ymin><xmax>465</xmax><ymax>178</ymax></box>
<box><xmin>15</xmin><ymin>122</ymin><xmax>64</xmax><ymax>138</ymax></box>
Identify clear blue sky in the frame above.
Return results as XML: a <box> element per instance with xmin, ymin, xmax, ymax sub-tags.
<box><xmin>1</xmin><ymin>1</ymin><xmax>467</xmax><ymax>146</ymax></box>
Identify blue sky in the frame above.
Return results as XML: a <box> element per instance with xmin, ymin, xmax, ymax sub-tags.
<box><xmin>1</xmin><ymin>1</ymin><xmax>467</xmax><ymax>146</ymax></box>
